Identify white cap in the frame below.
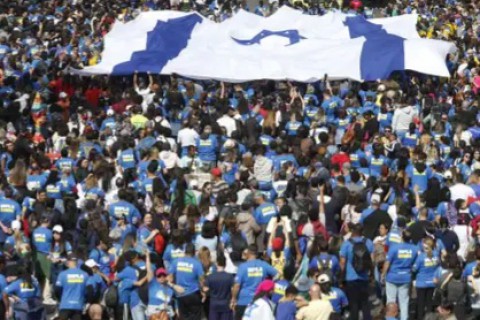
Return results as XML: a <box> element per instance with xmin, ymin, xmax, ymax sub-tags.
<box><xmin>85</xmin><ymin>259</ymin><xmax>99</xmax><ymax>268</ymax></box>
<box><xmin>59</xmin><ymin>92</ymin><xmax>68</xmax><ymax>99</ymax></box>
<box><xmin>317</xmin><ymin>274</ymin><xmax>331</xmax><ymax>284</ymax></box>
<box><xmin>52</xmin><ymin>225</ymin><xmax>63</xmax><ymax>233</ymax></box>
<box><xmin>444</xmin><ymin>170</ymin><xmax>453</xmax><ymax>179</ymax></box>
<box><xmin>106</xmin><ymin>109</ymin><xmax>114</xmax><ymax>116</ymax></box>
<box><xmin>11</xmin><ymin>220</ymin><xmax>21</xmax><ymax>231</ymax></box>
<box><xmin>371</xmin><ymin>193</ymin><xmax>381</xmax><ymax>204</ymax></box>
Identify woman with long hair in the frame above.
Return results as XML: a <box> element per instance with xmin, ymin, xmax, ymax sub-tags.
<box><xmin>3</xmin><ymin>267</ymin><xmax>44</xmax><ymax>320</ymax></box>
<box><xmin>413</xmin><ymin>237</ymin><xmax>440</xmax><ymax>320</ymax></box>
<box><xmin>5</xmin><ymin>220</ymin><xmax>30</xmax><ymax>260</ymax></box>
<box><xmin>48</xmin><ymin>225</ymin><xmax>72</xmax><ymax>287</ymax></box>
<box><xmin>8</xmin><ymin>159</ymin><xmax>27</xmax><ymax>196</ymax></box>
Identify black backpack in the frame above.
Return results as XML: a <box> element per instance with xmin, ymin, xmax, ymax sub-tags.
<box><xmin>132</xmin><ymin>265</ymin><xmax>149</xmax><ymax>305</ymax></box>
<box><xmin>229</xmin><ymin>231</ymin><xmax>248</xmax><ymax>262</ymax></box>
<box><xmin>349</xmin><ymin>238</ymin><xmax>373</xmax><ymax>274</ymax></box>
<box><xmin>104</xmin><ymin>285</ymin><xmax>119</xmax><ymax>308</ymax></box>
<box><xmin>317</xmin><ymin>255</ymin><xmax>334</xmax><ymax>280</ymax></box>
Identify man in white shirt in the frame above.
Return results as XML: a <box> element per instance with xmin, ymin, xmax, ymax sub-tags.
<box><xmin>450</xmin><ymin>172</ymin><xmax>476</xmax><ymax>202</ymax></box>
<box><xmin>217</xmin><ymin>108</ymin><xmax>237</xmax><ymax>137</ymax></box>
<box><xmin>177</xmin><ymin>121</ymin><xmax>199</xmax><ymax>153</ymax></box>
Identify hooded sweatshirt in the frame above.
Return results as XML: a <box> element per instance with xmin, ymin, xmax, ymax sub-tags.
<box><xmin>392</xmin><ymin>105</ymin><xmax>416</xmax><ymax>132</ymax></box>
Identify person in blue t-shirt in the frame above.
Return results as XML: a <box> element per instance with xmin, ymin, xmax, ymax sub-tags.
<box><xmin>4</xmin><ymin>267</ymin><xmax>43</xmax><ymax>320</ymax></box>
<box><xmin>0</xmin><ymin>187</ymin><xmax>22</xmax><ymax>245</ymax></box>
<box><xmin>339</xmin><ymin>224</ymin><xmax>373</xmax><ymax>320</ymax></box>
<box><xmin>55</xmin><ymin>148</ymin><xmax>75</xmax><ymax>172</ymax></box>
<box><xmin>381</xmin><ymin>230</ymin><xmax>418</xmax><ymax>320</ymax></box>
<box><xmin>231</xmin><ymin>244</ymin><xmax>278</xmax><ymax>320</ymax></box>
<box><xmin>168</xmin><ymin>243</ymin><xmax>204</xmax><ymax>320</ymax></box>
<box><xmin>145</xmin><ymin>249</ymin><xmax>184</xmax><ymax>319</ymax></box>
<box><xmin>275</xmin><ymin>285</ymin><xmax>298</xmax><ymax>320</ymax></box>
<box><xmin>108</xmin><ymin>189</ymin><xmax>142</xmax><ymax>228</ymax></box>
<box><xmin>115</xmin><ymin>250</ymin><xmax>146</xmax><ymax>320</ymax></box>
<box><xmin>117</xmin><ymin>141</ymin><xmax>138</xmax><ymax>172</ymax></box>
<box><xmin>88</xmin><ymin>238</ymin><xmax>114</xmax><ymax>277</ymax></box>
<box><xmin>412</xmin><ymin>237</ymin><xmax>439</xmax><ymax>320</ymax></box>
<box><xmin>406</xmin><ymin>155</ymin><xmax>432</xmax><ymax>194</ymax></box>
<box><xmin>196</xmin><ymin>125</ymin><xmax>218</xmax><ymax>169</ymax></box>
<box><xmin>253</xmin><ymin>193</ymin><xmax>278</xmax><ymax>226</ymax></box>
<box><xmin>55</xmin><ymin>254</ymin><xmax>90</xmax><ymax>320</ymax></box>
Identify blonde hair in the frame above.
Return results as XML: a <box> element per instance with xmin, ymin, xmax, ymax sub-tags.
<box><xmin>197</xmin><ymin>247</ymin><xmax>212</xmax><ymax>272</ymax></box>
<box><xmin>8</xmin><ymin>159</ymin><xmax>27</xmax><ymax>186</ymax></box>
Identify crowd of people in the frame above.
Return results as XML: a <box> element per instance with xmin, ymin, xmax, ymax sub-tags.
<box><xmin>0</xmin><ymin>0</ymin><xmax>479</xmax><ymax>320</ymax></box>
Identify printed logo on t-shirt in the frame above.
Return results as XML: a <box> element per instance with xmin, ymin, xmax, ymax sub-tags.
<box><xmin>0</xmin><ymin>204</ymin><xmax>14</xmax><ymax>213</ymax></box>
<box><xmin>397</xmin><ymin>249</ymin><xmax>413</xmax><ymax>259</ymax></box>
<box><xmin>177</xmin><ymin>261</ymin><xmax>194</xmax><ymax>273</ymax></box>
<box><xmin>67</xmin><ymin>274</ymin><xmax>85</xmax><ymax>284</ymax></box>
<box><xmin>247</xmin><ymin>267</ymin><xmax>263</xmax><ymax>278</ymax></box>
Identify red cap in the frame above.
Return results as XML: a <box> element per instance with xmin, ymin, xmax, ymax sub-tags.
<box><xmin>255</xmin><ymin>280</ymin><xmax>275</xmax><ymax>295</ymax></box>
<box><xmin>271</xmin><ymin>237</ymin><xmax>284</xmax><ymax>251</ymax></box>
<box><xmin>211</xmin><ymin>167</ymin><xmax>222</xmax><ymax>177</ymax></box>
<box><xmin>155</xmin><ymin>268</ymin><xmax>168</xmax><ymax>277</ymax></box>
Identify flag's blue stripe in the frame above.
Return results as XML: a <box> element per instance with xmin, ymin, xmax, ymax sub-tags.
<box><xmin>345</xmin><ymin>16</ymin><xmax>405</xmax><ymax>81</ymax></box>
<box><xmin>112</xmin><ymin>14</ymin><xmax>202</xmax><ymax>75</ymax></box>
<box><xmin>232</xmin><ymin>29</ymin><xmax>306</xmax><ymax>46</ymax></box>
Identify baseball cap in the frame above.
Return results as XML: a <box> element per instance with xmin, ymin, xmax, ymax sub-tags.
<box><xmin>271</xmin><ymin>237</ymin><xmax>284</xmax><ymax>251</ymax></box>
<box><xmin>155</xmin><ymin>268</ymin><xmax>168</xmax><ymax>277</ymax></box>
<box><xmin>52</xmin><ymin>225</ymin><xmax>63</xmax><ymax>233</ymax></box>
<box><xmin>317</xmin><ymin>274</ymin><xmax>331</xmax><ymax>284</ymax></box>
<box><xmin>210</xmin><ymin>167</ymin><xmax>222</xmax><ymax>177</ymax></box>
<box><xmin>11</xmin><ymin>220</ymin><xmax>21</xmax><ymax>230</ymax></box>
<box><xmin>85</xmin><ymin>259</ymin><xmax>99</xmax><ymax>268</ymax></box>
<box><xmin>66</xmin><ymin>254</ymin><xmax>77</xmax><ymax>261</ymax></box>
<box><xmin>254</xmin><ymin>280</ymin><xmax>275</xmax><ymax>295</ymax></box>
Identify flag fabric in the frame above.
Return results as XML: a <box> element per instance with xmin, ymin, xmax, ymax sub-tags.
<box><xmin>74</xmin><ymin>7</ymin><xmax>455</xmax><ymax>82</ymax></box>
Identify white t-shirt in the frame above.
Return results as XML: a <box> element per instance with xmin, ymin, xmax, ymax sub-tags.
<box><xmin>243</xmin><ymin>298</ymin><xmax>274</xmax><ymax>320</ymax></box>
<box><xmin>177</xmin><ymin>128</ymin><xmax>199</xmax><ymax>148</ymax></box>
<box><xmin>217</xmin><ymin>115</ymin><xmax>237</xmax><ymax>137</ymax></box>
<box><xmin>450</xmin><ymin>183</ymin><xmax>476</xmax><ymax>202</ymax></box>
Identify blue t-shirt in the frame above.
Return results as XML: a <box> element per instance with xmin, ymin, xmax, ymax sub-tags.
<box><xmin>88</xmin><ymin>248</ymin><xmax>113</xmax><ymax>276</ymax></box>
<box><xmin>406</xmin><ymin>164</ymin><xmax>432</xmax><ymax>193</ymax></box>
<box><xmin>254</xmin><ymin>202</ymin><xmax>278</xmax><ymax>226</ymax></box>
<box><xmin>235</xmin><ymin>259</ymin><xmax>278</xmax><ymax>306</ymax></box>
<box><xmin>0</xmin><ymin>198</ymin><xmax>21</xmax><ymax>242</ymax></box>
<box><xmin>55</xmin><ymin>267</ymin><xmax>89</xmax><ymax>311</ymax></box>
<box><xmin>168</xmin><ymin>256</ymin><xmax>204</xmax><ymax>297</ymax></box>
<box><xmin>196</xmin><ymin>135</ymin><xmax>218</xmax><ymax>161</ymax></box>
<box><xmin>339</xmin><ymin>237</ymin><xmax>374</xmax><ymax>281</ymax></box>
<box><xmin>117</xmin><ymin>264</ymin><xmax>143</xmax><ymax>306</ymax></box>
<box><xmin>55</xmin><ymin>157</ymin><xmax>75</xmax><ymax>171</ymax></box>
<box><xmin>4</xmin><ymin>279</ymin><xmax>41</xmax><ymax>300</ymax></box>
<box><xmin>276</xmin><ymin>300</ymin><xmax>297</xmax><ymax>320</ymax></box>
<box><xmin>386</xmin><ymin>243</ymin><xmax>418</xmax><ymax>284</ymax></box>
<box><xmin>118</xmin><ymin>149</ymin><xmax>137</xmax><ymax>170</ymax></box>
<box><xmin>322</xmin><ymin>287</ymin><xmax>349</xmax><ymax>313</ymax></box>
<box><xmin>148</xmin><ymin>280</ymin><xmax>174</xmax><ymax>308</ymax></box>
<box><xmin>32</xmin><ymin>226</ymin><xmax>53</xmax><ymax>254</ymax></box>
<box><xmin>413</xmin><ymin>252</ymin><xmax>439</xmax><ymax>288</ymax></box>
<box><xmin>108</xmin><ymin>200</ymin><xmax>142</xmax><ymax>227</ymax></box>
<box><xmin>163</xmin><ymin>244</ymin><xmax>186</xmax><ymax>267</ymax></box>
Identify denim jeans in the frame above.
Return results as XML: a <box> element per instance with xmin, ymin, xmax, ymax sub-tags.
<box><xmin>131</xmin><ymin>301</ymin><xmax>147</xmax><ymax>320</ymax></box>
<box><xmin>386</xmin><ymin>282</ymin><xmax>409</xmax><ymax>320</ymax></box>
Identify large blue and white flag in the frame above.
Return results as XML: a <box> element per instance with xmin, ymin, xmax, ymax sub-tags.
<box><xmin>75</xmin><ymin>7</ymin><xmax>455</xmax><ymax>82</ymax></box>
